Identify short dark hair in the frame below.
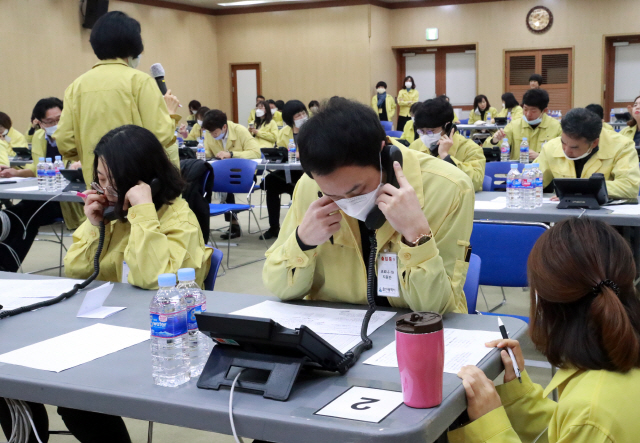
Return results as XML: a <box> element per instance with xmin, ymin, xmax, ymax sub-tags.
<box><xmin>93</xmin><ymin>125</ymin><xmax>185</xmax><ymax>222</ymax></box>
<box><xmin>267</xmin><ymin>99</ymin><xmax>276</xmax><ymax>107</ymax></box>
<box><xmin>409</xmin><ymin>102</ymin><xmax>422</xmax><ymax>115</ymax></box>
<box><xmin>501</xmin><ymin>92</ymin><xmax>519</xmax><ymax>110</ymax></box>
<box><xmin>438</xmin><ymin>95</ymin><xmax>450</xmax><ymax>102</ymax></box>
<box><xmin>528</xmin><ymin>217</ymin><xmax>640</xmax><ymax>372</ymax></box>
<box><xmin>256</xmin><ymin>95</ymin><xmax>265</xmax><ymax>101</ymax></box>
<box><xmin>403</xmin><ymin>76</ymin><xmax>416</xmax><ymax>89</ymax></box>
<box><xmin>522</xmin><ymin>88</ymin><xmax>550</xmax><ymax>111</ymax></box>
<box><xmin>529</xmin><ymin>73</ymin><xmax>543</xmax><ymax>85</ymax></box>
<box><xmin>275</xmin><ymin>100</ymin><xmax>285</xmax><ymax>111</ymax></box>
<box><xmin>256</xmin><ymin>100</ymin><xmax>273</xmax><ymax>125</ymax></box>
<box><xmin>585</xmin><ymin>103</ymin><xmax>604</xmax><ymax>120</ymax></box>
<box><xmin>0</xmin><ymin>112</ymin><xmax>11</xmax><ymax>130</ymax></box>
<box><xmin>561</xmin><ymin>108</ymin><xmax>602</xmax><ymax>142</ymax></box>
<box><xmin>473</xmin><ymin>95</ymin><xmax>491</xmax><ymax>112</ymax></box>
<box><xmin>195</xmin><ymin>106</ymin><xmax>209</xmax><ymax>120</ymax></box>
<box><xmin>415</xmin><ymin>98</ymin><xmax>454</xmax><ymax>130</ymax></box>
<box><xmin>308</xmin><ymin>100</ymin><xmax>320</xmax><ymax>109</ymax></box>
<box><xmin>298</xmin><ymin>98</ymin><xmax>384</xmax><ymax>177</ymax></box>
<box><xmin>376</xmin><ymin>81</ymin><xmax>387</xmax><ymax>89</ymax></box>
<box><xmin>90</xmin><ymin>11</ymin><xmax>143</xmax><ymax>60</ymax></box>
<box><xmin>188</xmin><ymin>100</ymin><xmax>201</xmax><ymax>112</ymax></box>
<box><xmin>32</xmin><ymin>97</ymin><xmax>64</xmax><ymax>121</ymax></box>
<box><xmin>201</xmin><ymin>110</ymin><xmax>227</xmax><ymax>132</ymax></box>
<box><xmin>282</xmin><ymin>100</ymin><xmax>307</xmax><ymax>128</ymax></box>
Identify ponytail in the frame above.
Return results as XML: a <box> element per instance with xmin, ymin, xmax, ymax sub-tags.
<box><xmin>590</xmin><ymin>287</ymin><xmax>640</xmax><ymax>372</ymax></box>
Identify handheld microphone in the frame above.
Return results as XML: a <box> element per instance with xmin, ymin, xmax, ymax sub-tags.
<box><xmin>150</xmin><ymin>63</ymin><xmax>168</xmax><ymax>95</ymax></box>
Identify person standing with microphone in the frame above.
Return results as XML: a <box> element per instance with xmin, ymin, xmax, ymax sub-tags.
<box><xmin>55</xmin><ymin>11</ymin><xmax>181</xmax><ymax>186</ymax></box>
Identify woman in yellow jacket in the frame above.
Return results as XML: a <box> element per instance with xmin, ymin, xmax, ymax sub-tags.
<box><xmin>55</xmin><ymin>11</ymin><xmax>179</xmax><ymax>186</ymax></box>
<box><xmin>185</xmin><ymin>106</ymin><xmax>209</xmax><ymax>141</ymax></box>
<box><xmin>397</xmin><ymin>76</ymin><xmax>419</xmax><ymax>131</ymax></box>
<box><xmin>496</xmin><ymin>92</ymin><xmax>523</xmax><ymax>122</ymax></box>
<box><xmin>371</xmin><ymin>81</ymin><xmax>397</xmax><ymax>122</ymax></box>
<box><xmin>469</xmin><ymin>94</ymin><xmax>498</xmax><ymax>124</ymax></box>
<box><xmin>448</xmin><ymin>217</ymin><xmax>640</xmax><ymax>443</ymax></box>
<box><xmin>65</xmin><ymin>125</ymin><xmax>211</xmax><ymax>289</ymax></box>
<box><xmin>250</xmin><ymin>101</ymin><xmax>278</xmax><ymax>148</ymax></box>
<box><xmin>268</xmin><ymin>99</ymin><xmax>284</xmax><ymax>127</ymax></box>
<box><xmin>0</xmin><ymin>112</ymin><xmax>27</xmax><ymax>157</ymax></box>
<box><xmin>276</xmin><ymin>100</ymin><xmax>309</xmax><ymax>148</ymax></box>
<box><xmin>620</xmin><ymin>95</ymin><xmax>640</xmax><ymax>145</ymax></box>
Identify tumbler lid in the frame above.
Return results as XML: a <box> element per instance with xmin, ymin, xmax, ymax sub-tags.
<box><xmin>395</xmin><ymin>311</ymin><xmax>443</xmax><ymax>334</ymax></box>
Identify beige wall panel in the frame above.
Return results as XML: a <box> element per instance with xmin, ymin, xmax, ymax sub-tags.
<box><xmin>369</xmin><ymin>5</ymin><xmax>397</xmax><ymax>102</ymax></box>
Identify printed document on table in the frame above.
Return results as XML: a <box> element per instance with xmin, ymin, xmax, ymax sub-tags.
<box><xmin>0</xmin><ymin>278</ymin><xmax>85</xmax><ymax>311</ymax></box>
<box><xmin>77</xmin><ymin>282</ymin><xmax>126</xmax><ymax>319</ymax></box>
<box><xmin>364</xmin><ymin>329</ymin><xmax>503</xmax><ymax>373</ymax></box>
<box><xmin>0</xmin><ymin>324</ymin><xmax>149</xmax><ymax>372</ymax></box>
<box><xmin>232</xmin><ymin>300</ymin><xmax>396</xmax><ymax>336</ymax></box>
<box><xmin>10</xmin><ymin>186</ymin><xmax>40</xmax><ymax>192</ymax></box>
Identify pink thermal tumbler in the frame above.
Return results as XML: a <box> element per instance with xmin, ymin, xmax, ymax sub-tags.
<box><xmin>395</xmin><ymin>311</ymin><xmax>444</xmax><ymax>408</ymax></box>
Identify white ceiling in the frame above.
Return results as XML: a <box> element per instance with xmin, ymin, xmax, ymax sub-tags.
<box><xmin>163</xmin><ymin>0</ymin><xmax>435</xmax><ymax>10</ymax></box>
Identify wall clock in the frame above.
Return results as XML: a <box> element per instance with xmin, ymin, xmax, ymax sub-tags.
<box><xmin>526</xmin><ymin>6</ymin><xmax>553</xmax><ymax>34</ymax></box>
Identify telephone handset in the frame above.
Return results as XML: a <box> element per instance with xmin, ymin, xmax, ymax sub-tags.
<box><xmin>102</xmin><ymin>178</ymin><xmax>162</xmax><ymax>222</ymax></box>
<box><xmin>364</xmin><ymin>144</ymin><xmax>403</xmax><ymax>231</ymax></box>
<box><xmin>429</xmin><ymin>122</ymin><xmax>458</xmax><ymax>152</ymax></box>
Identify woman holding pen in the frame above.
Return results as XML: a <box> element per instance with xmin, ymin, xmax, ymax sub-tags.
<box><xmin>449</xmin><ymin>217</ymin><xmax>640</xmax><ymax>443</ymax></box>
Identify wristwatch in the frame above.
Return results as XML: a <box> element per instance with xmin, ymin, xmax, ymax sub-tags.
<box><xmin>229</xmin><ymin>151</ymin><xmax>234</xmax><ymax>158</ymax></box>
<box><xmin>404</xmin><ymin>232</ymin><xmax>432</xmax><ymax>247</ymax></box>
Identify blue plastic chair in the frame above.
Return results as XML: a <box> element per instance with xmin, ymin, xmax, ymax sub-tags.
<box><xmin>482</xmin><ymin>175</ymin><xmax>493</xmax><ymax>192</ymax></box>
<box><xmin>386</xmin><ymin>130</ymin><xmax>403</xmax><ymax>138</ymax></box>
<box><xmin>470</xmin><ymin>220</ymin><xmax>548</xmax><ymax>311</ymax></box>
<box><xmin>484</xmin><ymin>162</ymin><xmax>524</xmax><ymax>190</ymax></box>
<box><xmin>380</xmin><ymin>121</ymin><xmax>393</xmax><ymax>131</ymax></box>
<box><xmin>459</xmin><ymin>118</ymin><xmax>469</xmax><ymax>124</ymax></box>
<box><xmin>209</xmin><ymin>159</ymin><xmax>269</xmax><ymax>269</ymax></box>
<box><xmin>463</xmin><ymin>253</ymin><xmax>481</xmax><ymax>314</ymax></box>
<box><xmin>203</xmin><ymin>247</ymin><xmax>224</xmax><ymax>290</ymax></box>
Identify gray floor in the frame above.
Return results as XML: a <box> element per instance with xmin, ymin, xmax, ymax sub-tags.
<box><xmin>10</xmin><ymin>191</ymin><xmax>552</xmax><ymax>443</ymax></box>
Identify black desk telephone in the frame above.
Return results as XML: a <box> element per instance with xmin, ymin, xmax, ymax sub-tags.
<box><xmin>364</xmin><ymin>144</ymin><xmax>404</xmax><ymax>230</ymax></box>
<box><xmin>428</xmin><ymin>122</ymin><xmax>458</xmax><ymax>154</ymax></box>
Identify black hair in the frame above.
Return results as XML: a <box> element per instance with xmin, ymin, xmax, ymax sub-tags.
<box><xmin>0</xmin><ymin>112</ymin><xmax>11</xmax><ymax>130</ymax></box>
<box><xmin>409</xmin><ymin>102</ymin><xmax>422</xmax><ymax>115</ymax></box>
<box><xmin>188</xmin><ymin>100</ymin><xmax>201</xmax><ymax>112</ymax></box>
<box><xmin>473</xmin><ymin>95</ymin><xmax>491</xmax><ymax>112</ymax></box>
<box><xmin>529</xmin><ymin>74</ymin><xmax>544</xmax><ymax>85</ymax></box>
<box><xmin>282</xmin><ymin>100</ymin><xmax>307</xmax><ymax>128</ymax></box>
<box><xmin>502</xmin><ymin>92</ymin><xmax>519</xmax><ymax>110</ymax></box>
<box><xmin>92</xmin><ymin>125</ymin><xmax>185</xmax><ymax>222</ymax></box>
<box><xmin>201</xmin><ymin>109</ymin><xmax>227</xmax><ymax>132</ymax></box>
<box><xmin>561</xmin><ymin>108</ymin><xmax>603</xmax><ymax>142</ymax></box>
<box><xmin>438</xmin><ymin>94</ymin><xmax>450</xmax><ymax>102</ymax></box>
<box><xmin>376</xmin><ymin>81</ymin><xmax>387</xmax><ymax>89</ymax></box>
<box><xmin>403</xmin><ymin>76</ymin><xmax>416</xmax><ymax>89</ymax></box>
<box><xmin>415</xmin><ymin>98</ymin><xmax>454</xmax><ymax>130</ymax></box>
<box><xmin>267</xmin><ymin>99</ymin><xmax>277</xmax><ymax>107</ymax></box>
<box><xmin>32</xmin><ymin>97</ymin><xmax>64</xmax><ymax>121</ymax></box>
<box><xmin>297</xmin><ymin>98</ymin><xmax>384</xmax><ymax>177</ymax></box>
<box><xmin>275</xmin><ymin>100</ymin><xmax>285</xmax><ymax>111</ymax></box>
<box><xmin>195</xmin><ymin>106</ymin><xmax>210</xmax><ymax>120</ymax></box>
<box><xmin>255</xmin><ymin>100</ymin><xmax>273</xmax><ymax>127</ymax></box>
<box><xmin>586</xmin><ymin>104</ymin><xmax>605</xmax><ymax>121</ymax></box>
<box><xmin>522</xmin><ymin>88</ymin><xmax>550</xmax><ymax>111</ymax></box>
<box><xmin>90</xmin><ymin>11</ymin><xmax>143</xmax><ymax>61</ymax></box>
<box><xmin>308</xmin><ymin>100</ymin><xmax>320</xmax><ymax>109</ymax></box>
<box><xmin>256</xmin><ymin>95</ymin><xmax>265</xmax><ymax>101</ymax></box>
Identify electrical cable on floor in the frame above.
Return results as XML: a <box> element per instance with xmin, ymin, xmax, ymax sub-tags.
<box><xmin>22</xmin><ymin>192</ymin><xmax>65</xmax><ymax>240</ymax></box>
<box><xmin>228</xmin><ymin>369</ymin><xmax>245</xmax><ymax>443</ymax></box>
<box><xmin>4</xmin><ymin>398</ymin><xmax>43</xmax><ymax>443</ymax></box>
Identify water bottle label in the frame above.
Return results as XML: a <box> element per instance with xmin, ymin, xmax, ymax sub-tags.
<box><xmin>520</xmin><ymin>146</ymin><xmax>529</xmax><ymax>153</ymax></box>
<box><xmin>150</xmin><ymin>310</ymin><xmax>187</xmax><ymax>338</ymax></box>
<box><xmin>512</xmin><ymin>178</ymin><xmax>521</xmax><ymax>188</ymax></box>
<box><xmin>187</xmin><ymin>303</ymin><xmax>205</xmax><ymax>331</ymax></box>
<box><xmin>521</xmin><ymin>178</ymin><xmax>532</xmax><ymax>188</ymax></box>
<box><xmin>37</xmin><ymin>170</ymin><xmax>45</xmax><ymax>177</ymax></box>
<box><xmin>501</xmin><ymin>146</ymin><xmax>510</xmax><ymax>154</ymax></box>
<box><xmin>535</xmin><ymin>177</ymin><xmax>543</xmax><ymax>187</ymax></box>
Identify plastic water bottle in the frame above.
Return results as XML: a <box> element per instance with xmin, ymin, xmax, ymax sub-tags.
<box><xmin>177</xmin><ymin>268</ymin><xmax>210</xmax><ymax>378</ymax></box>
<box><xmin>507</xmin><ymin>111</ymin><xmax>512</xmax><ymax>124</ymax></box>
<box><xmin>500</xmin><ymin>139</ymin><xmax>510</xmax><ymax>162</ymax></box>
<box><xmin>532</xmin><ymin>163</ymin><xmax>543</xmax><ymax>207</ymax></box>
<box><xmin>519</xmin><ymin>137</ymin><xmax>529</xmax><ymax>164</ymax></box>
<box><xmin>196</xmin><ymin>146</ymin><xmax>206</xmax><ymax>161</ymax></box>
<box><xmin>610</xmin><ymin>109</ymin><xmax>616</xmax><ymax>123</ymax></box>
<box><xmin>288</xmin><ymin>139</ymin><xmax>297</xmax><ymax>163</ymax></box>
<box><xmin>506</xmin><ymin>164</ymin><xmax>521</xmax><ymax>209</ymax></box>
<box><xmin>486</xmin><ymin>112</ymin><xmax>492</xmax><ymax>123</ymax></box>
<box><xmin>150</xmin><ymin>273</ymin><xmax>190</xmax><ymax>387</ymax></box>
<box><xmin>520</xmin><ymin>164</ymin><xmax>535</xmax><ymax>210</ymax></box>
<box><xmin>53</xmin><ymin>156</ymin><xmax>64</xmax><ymax>191</ymax></box>
<box><xmin>45</xmin><ymin>158</ymin><xmax>56</xmax><ymax>192</ymax></box>
<box><xmin>557</xmin><ymin>110</ymin><xmax>562</xmax><ymax>121</ymax></box>
<box><xmin>177</xmin><ymin>136</ymin><xmax>184</xmax><ymax>148</ymax></box>
<box><xmin>36</xmin><ymin>157</ymin><xmax>46</xmax><ymax>191</ymax></box>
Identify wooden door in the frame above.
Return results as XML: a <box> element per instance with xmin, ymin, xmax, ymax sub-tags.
<box><xmin>505</xmin><ymin>48</ymin><xmax>572</xmax><ymax>114</ymax></box>
<box><xmin>231</xmin><ymin>63</ymin><xmax>261</xmax><ymax>125</ymax></box>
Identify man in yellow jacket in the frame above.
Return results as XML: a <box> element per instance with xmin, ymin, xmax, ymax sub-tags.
<box><xmin>409</xmin><ymin>98</ymin><xmax>486</xmax><ymax>192</ymax></box>
<box><xmin>371</xmin><ymin>81</ymin><xmax>397</xmax><ymax>122</ymax></box>
<box><xmin>263</xmin><ymin>98</ymin><xmax>473</xmax><ymax>314</ymax></box>
<box><xmin>484</xmin><ymin>89</ymin><xmax>561</xmax><ymax>162</ymax></box>
<box><xmin>0</xmin><ymin>112</ymin><xmax>27</xmax><ymax>157</ymax></box>
<box><xmin>55</xmin><ymin>11</ymin><xmax>178</xmax><ymax>186</ymax></box>
<box><xmin>538</xmin><ymin>108</ymin><xmax>640</xmax><ymax>199</ymax></box>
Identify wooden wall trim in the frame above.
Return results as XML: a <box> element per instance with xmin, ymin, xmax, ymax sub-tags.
<box><xmin>118</xmin><ymin>0</ymin><xmax>510</xmax><ymax>17</ymax></box>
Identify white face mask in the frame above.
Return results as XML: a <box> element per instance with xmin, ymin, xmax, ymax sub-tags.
<box><xmin>191</xmin><ymin>110</ymin><xmax>197</xmax><ymax>115</ymax></box>
<box><xmin>405</xmin><ymin>82</ymin><xmax>412</xmax><ymax>89</ymax></box>
<box><xmin>197</xmin><ymin>119</ymin><xmax>203</xmax><ymax>127</ymax></box>
<box><xmin>420</xmin><ymin>131</ymin><xmax>441</xmax><ymax>147</ymax></box>
<box><xmin>44</xmin><ymin>125</ymin><xmax>57</xmax><ymax>136</ymax></box>
<box><xmin>256</xmin><ymin>109</ymin><xmax>265</xmax><ymax>118</ymax></box>
<box><xmin>270</xmin><ymin>107</ymin><xmax>277</xmax><ymax>114</ymax></box>
<box><xmin>523</xmin><ymin>114</ymin><xmax>542</xmax><ymax>126</ymax></box>
<box><xmin>502</xmin><ymin>102</ymin><xmax>506</xmax><ymax>109</ymax></box>
<box><xmin>311</xmin><ymin>107</ymin><xmax>319</xmax><ymax>113</ymax></box>
<box><xmin>127</xmin><ymin>54</ymin><xmax>141</xmax><ymax>69</ymax></box>
<box><xmin>563</xmin><ymin>146</ymin><xmax>594</xmax><ymax>161</ymax></box>
<box><xmin>294</xmin><ymin>116</ymin><xmax>308</xmax><ymax>128</ymax></box>
<box><xmin>333</xmin><ymin>160</ymin><xmax>383</xmax><ymax>222</ymax></box>
<box><xmin>214</xmin><ymin>128</ymin><xmax>226</xmax><ymax>140</ymax></box>
<box><xmin>1</xmin><ymin>129</ymin><xmax>7</xmax><ymax>138</ymax></box>
<box><xmin>377</xmin><ymin>88</ymin><xmax>386</xmax><ymax>94</ymax></box>
<box><xmin>411</xmin><ymin>116</ymin><xmax>415</xmax><ymax>122</ymax></box>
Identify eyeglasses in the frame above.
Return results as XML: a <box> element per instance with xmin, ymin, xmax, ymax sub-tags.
<box><xmin>416</xmin><ymin>129</ymin><xmax>441</xmax><ymax>136</ymax></box>
<box><xmin>91</xmin><ymin>182</ymin><xmax>118</xmax><ymax>197</ymax></box>
<box><xmin>39</xmin><ymin>118</ymin><xmax>60</xmax><ymax>126</ymax></box>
